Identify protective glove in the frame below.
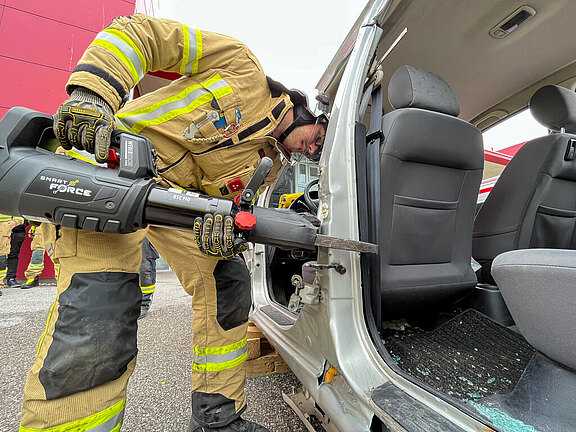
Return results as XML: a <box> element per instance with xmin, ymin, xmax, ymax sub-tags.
<box><xmin>193</xmin><ymin>214</ymin><xmax>248</xmax><ymax>259</ymax></box>
<box><xmin>53</xmin><ymin>87</ymin><xmax>116</xmax><ymax>163</ymax></box>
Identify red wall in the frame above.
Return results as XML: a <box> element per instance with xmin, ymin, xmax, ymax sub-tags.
<box><xmin>0</xmin><ymin>0</ymin><xmax>135</xmax><ymax>278</ymax></box>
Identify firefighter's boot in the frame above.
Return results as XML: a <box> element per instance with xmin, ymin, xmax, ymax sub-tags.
<box><xmin>188</xmin><ymin>416</ymin><xmax>270</xmax><ymax>432</ymax></box>
<box><xmin>21</xmin><ymin>276</ymin><xmax>39</xmax><ymax>289</ymax></box>
<box><xmin>139</xmin><ymin>292</ymin><xmax>154</xmax><ymax>319</ymax></box>
<box><xmin>6</xmin><ymin>278</ymin><xmax>21</xmax><ymax>288</ymax></box>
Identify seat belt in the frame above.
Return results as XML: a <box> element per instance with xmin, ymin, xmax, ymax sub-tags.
<box><xmin>358</xmin><ymin>82</ymin><xmax>384</xmax><ymax>329</ymax></box>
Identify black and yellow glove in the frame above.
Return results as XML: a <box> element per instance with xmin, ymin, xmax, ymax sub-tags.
<box><xmin>53</xmin><ymin>87</ymin><xmax>116</xmax><ymax>163</ymax></box>
<box><xmin>193</xmin><ymin>214</ymin><xmax>247</xmax><ymax>259</ymax></box>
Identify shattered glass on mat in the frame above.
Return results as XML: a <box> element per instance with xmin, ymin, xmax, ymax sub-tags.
<box><xmin>469</xmin><ymin>402</ymin><xmax>541</xmax><ymax>432</ymax></box>
<box><xmin>383</xmin><ymin>309</ymin><xmax>535</xmax><ymax>402</ymax></box>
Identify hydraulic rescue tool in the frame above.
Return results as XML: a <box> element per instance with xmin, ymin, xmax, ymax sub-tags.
<box><xmin>0</xmin><ymin>107</ymin><xmax>377</xmax><ymax>254</ymax></box>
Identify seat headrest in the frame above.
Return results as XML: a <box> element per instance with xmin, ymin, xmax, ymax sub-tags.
<box><xmin>530</xmin><ymin>85</ymin><xmax>576</xmax><ymax>133</ymax></box>
<box><xmin>388</xmin><ymin>65</ymin><xmax>460</xmax><ymax>117</ymax></box>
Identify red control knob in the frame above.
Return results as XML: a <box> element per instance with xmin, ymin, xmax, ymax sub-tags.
<box><xmin>235</xmin><ymin>211</ymin><xmax>256</xmax><ymax>230</ymax></box>
<box><xmin>107</xmin><ymin>149</ymin><xmax>120</xmax><ymax>168</ymax></box>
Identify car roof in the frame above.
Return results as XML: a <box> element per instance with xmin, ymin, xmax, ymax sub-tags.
<box><xmin>317</xmin><ymin>0</ymin><xmax>576</xmax><ymax>129</ymax></box>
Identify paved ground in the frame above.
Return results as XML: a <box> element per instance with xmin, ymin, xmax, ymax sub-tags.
<box><xmin>0</xmin><ymin>272</ymin><xmax>312</xmax><ymax>432</ymax></box>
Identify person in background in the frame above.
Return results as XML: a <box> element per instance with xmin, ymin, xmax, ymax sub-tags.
<box><xmin>138</xmin><ymin>237</ymin><xmax>159</xmax><ymax>319</ymax></box>
<box><xmin>5</xmin><ymin>219</ymin><xmax>27</xmax><ymax>287</ymax></box>
<box><xmin>20</xmin><ymin>225</ymin><xmax>59</xmax><ymax>289</ymax></box>
<box><xmin>1</xmin><ymin>214</ymin><xmax>23</xmax><ymax>293</ymax></box>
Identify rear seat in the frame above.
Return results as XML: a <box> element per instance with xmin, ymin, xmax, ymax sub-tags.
<box><xmin>492</xmin><ymin>248</ymin><xmax>576</xmax><ymax>371</ymax></box>
<box><xmin>473</xmin><ymin>85</ymin><xmax>576</xmax><ymax>284</ymax></box>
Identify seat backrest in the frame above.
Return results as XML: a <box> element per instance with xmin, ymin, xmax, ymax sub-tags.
<box><xmin>379</xmin><ymin>65</ymin><xmax>484</xmax><ymax>318</ymax></box>
<box><xmin>473</xmin><ymin>85</ymin><xmax>576</xmax><ymax>283</ymax></box>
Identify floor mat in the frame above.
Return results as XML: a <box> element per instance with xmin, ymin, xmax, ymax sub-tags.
<box><xmin>383</xmin><ymin>309</ymin><xmax>536</xmax><ymax>402</ymax></box>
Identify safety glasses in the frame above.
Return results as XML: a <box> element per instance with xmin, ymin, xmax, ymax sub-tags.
<box><xmin>303</xmin><ymin>118</ymin><xmax>327</xmax><ymax>163</ymax></box>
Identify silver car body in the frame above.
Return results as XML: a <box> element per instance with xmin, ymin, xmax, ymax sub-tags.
<box><xmin>249</xmin><ymin>0</ymin><xmax>576</xmax><ymax>430</ymax></box>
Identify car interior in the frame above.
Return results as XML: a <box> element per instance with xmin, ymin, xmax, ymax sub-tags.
<box><xmin>262</xmin><ymin>0</ymin><xmax>576</xmax><ymax>430</ymax></box>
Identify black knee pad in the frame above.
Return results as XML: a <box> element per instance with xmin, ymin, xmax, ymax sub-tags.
<box><xmin>214</xmin><ymin>257</ymin><xmax>251</xmax><ymax>331</ymax></box>
<box><xmin>39</xmin><ymin>272</ymin><xmax>141</xmax><ymax>399</ymax></box>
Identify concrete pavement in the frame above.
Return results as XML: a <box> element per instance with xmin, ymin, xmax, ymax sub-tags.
<box><xmin>0</xmin><ymin>271</ymin><xmax>314</xmax><ymax>432</ymax></box>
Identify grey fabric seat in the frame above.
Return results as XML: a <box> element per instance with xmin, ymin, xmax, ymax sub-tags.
<box><xmin>492</xmin><ymin>249</ymin><xmax>576</xmax><ymax>371</ymax></box>
<box><xmin>379</xmin><ymin>65</ymin><xmax>484</xmax><ymax>318</ymax></box>
<box><xmin>473</xmin><ymin>85</ymin><xmax>576</xmax><ymax>283</ymax></box>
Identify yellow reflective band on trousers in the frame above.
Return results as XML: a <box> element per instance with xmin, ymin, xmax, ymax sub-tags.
<box><xmin>116</xmin><ymin>75</ymin><xmax>232</xmax><ymax>134</ymax></box>
<box><xmin>91</xmin><ymin>29</ymin><xmax>146</xmax><ymax>83</ymax></box>
<box><xmin>192</xmin><ymin>337</ymin><xmax>248</xmax><ymax>372</ymax></box>
<box><xmin>0</xmin><ymin>214</ymin><xmax>22</xmax><ymax>222</ymax></box>
<box><xmin>180</xmin><ymin>25</ymin><xmax>203</xmax><ymax>75</ymax></box>
<box><xmin>19</xmin><ymin>399</ymin><xmax>125</xmax><ymax>432</ymax></box>
<box><xmin>36</xmin><ymin>299</ymin><xmax>57</xmax><ymax>357</ymax></box>
<box><xmin>140</xmin><ymin>283</ymin><xmax>155</xmax><ymax>294</ymax></box>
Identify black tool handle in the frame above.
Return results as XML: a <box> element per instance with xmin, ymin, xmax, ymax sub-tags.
<box><xmin>238</xmin><ymin>156</ymin><xmax>273</xmax><ymax>207</ymax></box>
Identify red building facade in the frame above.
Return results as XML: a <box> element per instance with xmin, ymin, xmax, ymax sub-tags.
<box><xmin>0</xmin><ymin>0</ymin><xmax>135</xmax><ymax>278</ymax></box>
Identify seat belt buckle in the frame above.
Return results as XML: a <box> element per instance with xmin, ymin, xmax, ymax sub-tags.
<box><xmin>366</xmin><ymin>130</ymin><xmax>383</xmax><ymax>143</ymax></box>
<box><xmin>564</xmin><ymin>139</ymin><xmax>576</xmax><ymax>161</ymax></box>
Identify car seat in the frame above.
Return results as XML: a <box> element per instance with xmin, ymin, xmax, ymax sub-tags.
<box><xmin>379</xmin><ymin>65</ymin><xmax>484</xmax><ymax>319</ymax></box>
<box><xmin>473</xmin><ymin>85</ymin><xmax>576</xmax><ymax>283</ymax></box>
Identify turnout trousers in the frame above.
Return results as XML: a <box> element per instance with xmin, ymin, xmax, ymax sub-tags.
<box><xmin>139</xmin><ymin>237</ymin><xmax>159</xmax><ymax>299</ymax></box>
<box><xmin>7</xmin><ymin>226</ymin><xmax>26</xmax><ymax>280</ymax></box>
<box><xmin>25</xmin><ymin>229</ymin><xmax>47</xmax><ymax>281</ymax></box>
<box><xmin>20</xmin><ymin>225</ymin><xmax>252</xmax><ymax>431</ymax></box>
<box><xmin>0</xmin><ymin>221</ymin><xmax>12</xmax><ymax>282</ymax></box>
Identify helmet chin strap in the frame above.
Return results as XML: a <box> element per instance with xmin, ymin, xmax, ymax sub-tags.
<box><xmin>277</xmin><ymin>122</ymin><xmax>298</xmax><ymax>144</ymax></box>
<box><xmin>278</xmin><ymin>105</ymin><xmax>317</xmax><ymax>144</ymax></box>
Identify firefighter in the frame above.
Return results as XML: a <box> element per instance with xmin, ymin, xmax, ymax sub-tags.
<box><xmin>20</xmin><ymin>14</ymin><xmax>327</xmax><ymax>432</ymax></box>
<box><xmin>1</xmin><ymin>214</ymin><xmax>23</xmax><ymax>292</ymax></box>
<box><xmin>20</xmin><ymin>225</ymin><xmax>60</xmax><ymax>289</ymax></box>
<box><xmin>5</xmin><ymin>220</ymin><xmax>27</xmax><ymax>287</ymax></box>
<box><xmin>21</xmin><ymin>225</ymin><xmax>44</xmax><ymax>289</ymax></box>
